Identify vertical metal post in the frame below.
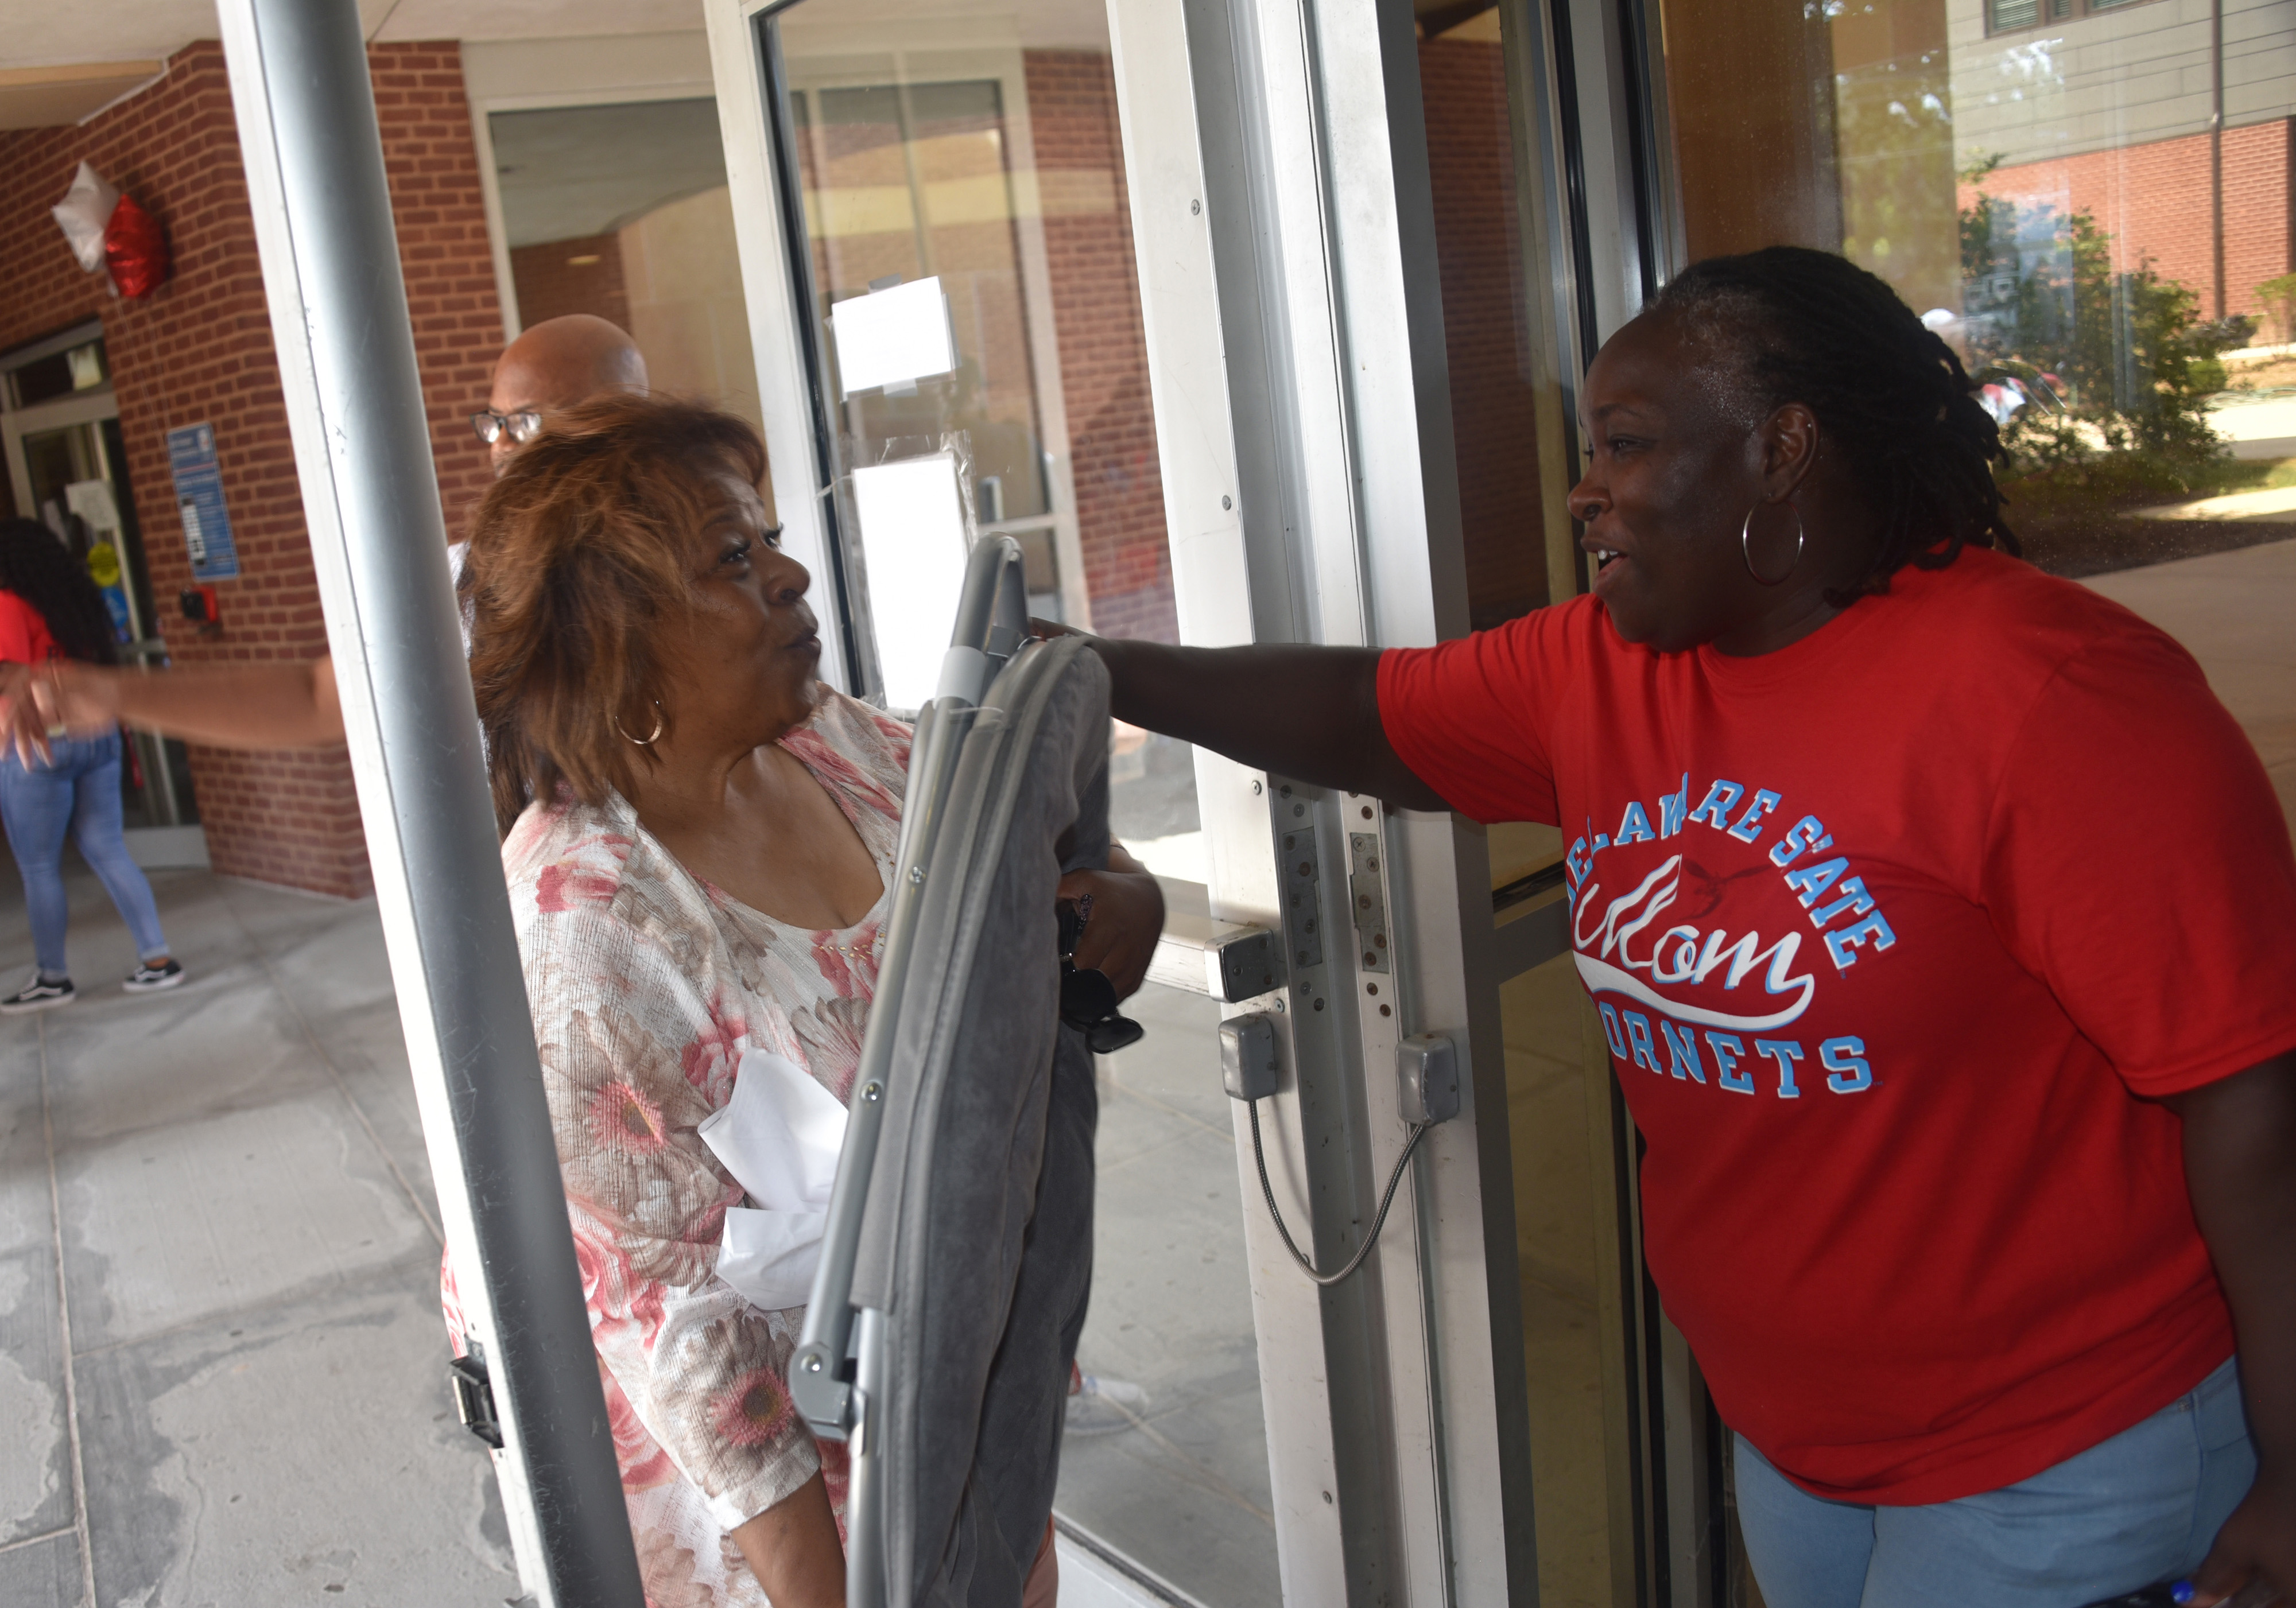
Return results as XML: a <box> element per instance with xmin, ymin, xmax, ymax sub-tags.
<box><xmin>215</xmin><ymin>5</ymin><xmax>644</xmax><ymax>1605</ymax></box>
<box><xmin>2210</xmin><ymin>0</ymin><xmax>2226</xmax><ymax>320</ymax></box>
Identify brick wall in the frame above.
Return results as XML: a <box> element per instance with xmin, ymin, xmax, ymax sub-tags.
<box><xmin>1023</xmin><ymin>52</ymin><xmax>1177</xmax><ymax>644</ymax></box>
<box><xmin>1420</xmin><ymin>37</ymin><xmax>1551</xmax><ymax>630</ymax></box>
<box><xmin>508</xmin><ymin>231</ymin><xmax>631</xmax><ymax>335</ymax></box>
<box><xmin>0</xmin><ymin>41</ymin><xmax>505</xmax><ymax>898</ymax></box>
<box><xmin>370</xmin><ymin>45</ymin><xmax>508</xmax><ymax>538</ymax></box>
<box><xmin>1972</xmin><ymin>117</ymin><xmax>2295</xmax><ymax>323</ymax></box>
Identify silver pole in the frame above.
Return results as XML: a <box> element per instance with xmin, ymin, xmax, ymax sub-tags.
<box><xmin>214</xmin><ymin>3</ymin><xmax>643</xmax><ymax>1603</ymax></box>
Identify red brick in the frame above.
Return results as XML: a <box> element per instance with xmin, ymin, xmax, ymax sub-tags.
<box><xmin>0</xmin><ymin>40</ymin><xmax>505</xmax><ymax>897</ymax></box>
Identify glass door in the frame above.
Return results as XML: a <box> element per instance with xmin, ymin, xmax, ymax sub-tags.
<box><xmin>2</xmin><ymin>328</ymin><xmax>200</xmax><ymax>838</ymax></box>
<box><xmin>750</xmin><ymin>5</ymin><xmax>1256</xmax><ymax>1603</ymax></box>
<box><xmin>1407</xmin><ymin>2</ymin><xmax>1712</xmax><ymax>1602</ymax></box>
<box><xmin>1572</xmin><ymin>0</ymin><xmax>2296</xmax><ymax>1596</ymax></box>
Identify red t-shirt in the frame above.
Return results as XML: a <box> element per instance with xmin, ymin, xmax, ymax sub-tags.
<box><xmin>1378</xmin><ymin>546</ymin><xmax>2296</xmax><ymax>1505</ymax></box>
<box><xmin>0</xmin><ymin>590</ymin><xmax>57</xmax><ymax>666</ymax></box>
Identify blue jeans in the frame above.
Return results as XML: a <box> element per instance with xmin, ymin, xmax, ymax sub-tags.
<box><xmin>1735</xmin><ymin>1356</ymin><xmax>2256</xmax><ymax>1607</ymax></box>
<box><xmin>0</xmin><ymin>731</ymin><xmax>171</xmax><ymax>977</ymax></box>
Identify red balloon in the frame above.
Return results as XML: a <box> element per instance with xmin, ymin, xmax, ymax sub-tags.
<box><xmin>104</xmin><ymin>194</ymin><xmax>170</xmax><ymax>301</ymax></box>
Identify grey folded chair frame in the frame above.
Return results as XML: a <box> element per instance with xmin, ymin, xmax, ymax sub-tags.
<box><xmin>794</xmin><ymin>535</ymin><xmax>1110</xmax><ymax>1608</ymax></box>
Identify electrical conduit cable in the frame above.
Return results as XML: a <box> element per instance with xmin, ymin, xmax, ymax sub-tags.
<box><xmin>1248</xmin><ymin>1101</ymin><xmax>1431</xmax><ymax>1286</ymax></box>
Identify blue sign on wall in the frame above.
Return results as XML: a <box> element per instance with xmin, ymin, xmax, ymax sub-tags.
<box><xmin>166</xmin><ymin>422</ymin><xmax>240</xmax><ymax>582</ymax></box>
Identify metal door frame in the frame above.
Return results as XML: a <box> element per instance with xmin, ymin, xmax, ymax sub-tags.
<box><xmin>703</xmin><ymin>0</ymin><xmax>1719</xmax><ymax>1599</ymax></box>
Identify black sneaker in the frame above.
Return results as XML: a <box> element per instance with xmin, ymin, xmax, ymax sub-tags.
<box><xmin>1</xmin><ymin>976</ymin><xmax>75</xmax><ymax>1013</ymax></box>
<box><xmin>123</xmin><ymin>960</ymin><xmax>184</xmax><ymax>993</ymax></box>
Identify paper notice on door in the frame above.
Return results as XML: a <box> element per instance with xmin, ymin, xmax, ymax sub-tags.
<box><xmin>850</xmin><ymin>453</ymin><xmax>971</xmax><ymax>712</ymax></box>
<box><xmin>830</xmin><ymin>276</ymin><xmax>956</xmax><ymax>396</ymax></box>
<box><xmin>64</xmin><ymin>479</ymin><xmax>118</xmax><ymax>533</ymax></box>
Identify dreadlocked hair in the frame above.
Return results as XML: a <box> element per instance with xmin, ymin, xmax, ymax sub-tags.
<box><xmin>1651</xmin><ymin>246</ymin><xmax>2019</xmax><ymax>604</ymax></box>
<box><xmin>0</xmin><ymin>518</ymin><xmax>119</xmax><ymax>665</ymax></box>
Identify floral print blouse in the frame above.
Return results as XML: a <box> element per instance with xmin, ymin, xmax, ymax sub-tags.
<box><xmin>461</xmin><ymin>689</ymin><xmax>911</xmax><ymax>1607</ymax></box>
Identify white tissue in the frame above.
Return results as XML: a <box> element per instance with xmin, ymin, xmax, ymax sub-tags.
<box><xmin>716</xmin><ymin>1207</ymin><xmax>831</xmax><ymax>1311</ymax></box>
<box><xmin>698</xmin><ymin>1050</ymin><xmax>849</xmax><ymax>1312</ymax></box>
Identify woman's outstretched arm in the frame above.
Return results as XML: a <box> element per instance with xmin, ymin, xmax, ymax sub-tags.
<box><xmin>1073</xmin><ymin>635</ymin><xmax>1450</xmax><ymax>812</ymax></box>
<box><xmin>0</xmin><ymin>657</ymin><xmax>346</xmax><ymax>759</ymax></box>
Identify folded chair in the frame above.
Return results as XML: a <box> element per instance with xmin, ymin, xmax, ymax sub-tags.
<box><xmin>793</xmin><ymin>534</ymin><xmax>1112</xmax><ymax>1607</ymax></box>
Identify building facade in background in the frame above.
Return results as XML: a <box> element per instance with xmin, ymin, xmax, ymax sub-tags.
<box><xmin>0</xmin><ymin>26</ymin><xmax>1177</xmax><ymax>897</ymax></box>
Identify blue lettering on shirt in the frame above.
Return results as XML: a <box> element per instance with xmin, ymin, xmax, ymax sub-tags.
<box><xmin>1727</xmin><ymin>789</ymin><xmax>1783</xmax><ymax>842</ymax></box>
<box><xmin>1821</xmin><ymin>1036</ymin><xmax>1874</xmax><ymax>1093</ymax></box>
<box><xmin>1754</xmin><ymin>1038</ymin><xmax>1805</xmax><ymax>1098</ymax></box>
<box><xmin>1708</xmin><ymin>1031</ymin><xmax>1754</xmax><ymax>1093</ymax></box>
<box><xmin>1659</xmin><ymin>1019</ymin><xmax>1706</xmax><ymax>1082</ymax></box>
<box><xmin>1688</xmin><ymin>779</ymin><xmax>1745</xmax><ymax>829</ymax></box>
<box><xmin>1616</xmin><ymin>800</ymin><xmax>1657</xmax><ymax>846</ymax></box>
<box><xmin>1768</xmin><ymin>815</ymin><xmax>1833</xmax><ymax>868</ymax></box>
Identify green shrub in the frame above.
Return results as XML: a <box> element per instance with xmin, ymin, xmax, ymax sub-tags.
<box><xmin>1959</xmin><ymin>189</ymin><xmax>2232</xmax><ymax>481</ymax></box>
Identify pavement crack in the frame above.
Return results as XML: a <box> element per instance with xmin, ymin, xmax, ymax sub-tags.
<box><xmin>41</xmin><ymin>1015</ymin><xmax>99</xmax><ymax>1608</ymax></box>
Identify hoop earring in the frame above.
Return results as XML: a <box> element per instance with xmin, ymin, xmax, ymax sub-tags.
<box><xmin>1742</xmin><ymin>503</ymin><xmax>1805</xmax><ymax>587</ymax></box>
<box><xmin>613</xmin><ymin>700</ymin><xmax>665</xmax><ymax>746</ymax></box>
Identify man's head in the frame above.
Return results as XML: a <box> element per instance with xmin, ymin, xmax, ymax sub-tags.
<box><xmin>479</xmin><ymin>315</ymin><xmax>649</xmax><ymax>475</ymax></box>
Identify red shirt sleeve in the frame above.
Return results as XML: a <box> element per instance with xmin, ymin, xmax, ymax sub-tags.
<box><xmin>0</xmin><ymin>592</ymin><xmax>51</xmax><ymax>666</ymax></box>
<box><xmin>1981</xmin><ymin>627</ymin><xmax>2296</xmax><ymax>1096</ymax></box>
<box><xmin>1374</xmin><ymin>601</ymin><xmax>1583</xmax><ymax>826</ymax></box>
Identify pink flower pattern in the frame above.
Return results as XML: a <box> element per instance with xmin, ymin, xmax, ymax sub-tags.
<box><xmin>442</xmin><ymin>690</ymin><xmax>906</xmax><ymax>1608</ymax></box>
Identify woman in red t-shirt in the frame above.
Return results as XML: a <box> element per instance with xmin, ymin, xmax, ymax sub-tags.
<box><xmin>1054</xmin><ymin>250</ymin><xmax>2294</xmax><ymax>1606</ymax></box>
<box><xmin>0</xmin><ymin>518</ymin><xmax>183</xmax><ymax>1009</ymax></box>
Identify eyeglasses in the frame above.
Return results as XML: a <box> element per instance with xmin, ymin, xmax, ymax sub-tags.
<box><xmin>470</xmin><ymin>409</ymin><xmax>544</xmax><ymax>446</ymax></box>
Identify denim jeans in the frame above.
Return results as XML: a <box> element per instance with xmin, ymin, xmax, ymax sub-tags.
<box><xmin>1734</xmin><ymin>1355</ymin><xmax>2256</xmax><ymax>1608</ymax></box>
<box><xmin>0</xmin><ymin>731</ymin><xmax>171</xmax><ymax>977</ymax></box>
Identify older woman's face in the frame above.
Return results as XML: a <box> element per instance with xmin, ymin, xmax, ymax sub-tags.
<box><xmin>1567</xmin><ymin>310</ymin><xmax>1774</xmax><ymax>652</ymax></box>
<box><xmin>655</xmin><ymin>463</ymin><xmax>821</xmax><ymax>743</ymax></box>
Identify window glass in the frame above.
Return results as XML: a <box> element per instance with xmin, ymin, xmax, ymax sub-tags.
<box><xmin>1654</xmin><ymin>0</ymin><xmax>2296</xmax><ymax>1578</ymax></box>
<box><xmin>767</xmin><ymin>3</ymin><xmax>1204</xmax><ymax>877</ymax></box>
<box><xmin>1414</xmin><ymin>2</ymin><xmax>1646</xmax><ymax>1599</ymax></box>
<box><xmin>489</xmin><ymin>99</ymin><xmax>766</xmax><ymax>448</ymax></box>
<box><xmin>1419</xmin><ymin>9</ymin><xmax>1578</xmax><ymax>626</ymax></box>
<box><xmin>761</xmin><ymin>6</ymin><xmax>1252</xmax><ymax>1603</ymax></box>
<box><xmin>1659</xmin><ymin>0</ymin><xmax>2296</xmax><ymax>592</ymax></box>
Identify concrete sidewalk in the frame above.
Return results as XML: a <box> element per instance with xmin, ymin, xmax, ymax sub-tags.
<box><xmin>0</xmin><ymin>849</ymin><xmax>1274</xmax><ymax>1606</ymax></box>
<box><xmin>2083</xmin><ymin>534</ymin><xmax>2296</xmax><ymax>836</ymax></box>
<box><xmin>0</xmin><ymin>861</ymin><xmax>517</xmax><ymax>1605</ymax></box>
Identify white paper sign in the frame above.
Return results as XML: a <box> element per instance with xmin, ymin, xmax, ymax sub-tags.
<box><xmin>830</xmin><ymin>277</ymin><xmax>956</xmax><ymax>396</ymax></box>
<box><xmin>65</xmin><ymin>479</ymin><xmax>118</xmax><ymax>533</ymax></box>
<box><xmin>851</xmin><ymin>453</ymin><xmax>971</xmax><ymax>711</ymax></box>
<box><xmin>697</xmin><ymin>1050</ymin><xmax>848</xmax><ymax>1313</ymax></box>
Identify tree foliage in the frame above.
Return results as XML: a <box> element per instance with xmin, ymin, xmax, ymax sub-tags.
<box><xmin>1958</xmin><ymin>177</ymin><xmax>2235</xmax><ymax>483</ymax></box>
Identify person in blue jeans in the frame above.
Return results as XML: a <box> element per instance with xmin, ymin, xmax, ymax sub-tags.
<box><xmin>0</xmin><ymin>519</ymin><xmax>181</xmax><ymax>1011</ymax></box>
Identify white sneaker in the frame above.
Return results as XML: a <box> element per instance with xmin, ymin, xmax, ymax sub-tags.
<box><xmin>1064</xmin><ymin>1374</ymin><xmax>1149</xmax><ymax>1437</ymax></box>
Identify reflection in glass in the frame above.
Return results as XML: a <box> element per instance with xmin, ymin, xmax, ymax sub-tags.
<box><xmin>1657</xmin><ymin>0</ymin><xmax>2296</xmax><ymax>582</ymax></box>
<box><xmin>793</xmin><ymin>80</ymin><xmax>1056</xmax><ymax>536</ymax></box>
<box><xmin>1655</xmin><ymin>0</ymin><xmax>2296</xmax><ymax>1586</ymax></box>
<box><xmin>759</xmin><ymin>7</ymin><xmax>1247</xmax><ymax>1604</ymax></box>
<box><xmin>488</xmin><ymin>99</ymin><xmax>766</xmax><ymax>448</ymax></box>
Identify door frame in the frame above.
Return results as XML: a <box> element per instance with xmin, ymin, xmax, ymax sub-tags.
<box><xmin>700</xmin><ymin>0</ymin><xmax>1717</xmax><ymax>1599</ymax></box>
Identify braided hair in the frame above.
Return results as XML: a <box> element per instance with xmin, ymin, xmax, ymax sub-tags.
<box><xmin>1651</xmin><ymin>246</ymin><xmax>2019</xmax><ymax>603</ymax></box>
<box><xmin>0</xmin><ymin>518</ymin><xmax>119</xmax><ymax>665</ymax></box>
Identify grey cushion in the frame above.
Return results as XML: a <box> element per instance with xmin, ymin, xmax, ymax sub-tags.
<box><xmin>850</xmin><ymin>636</ymin><xmax>1110</xmax><ymax>1606</ymax></box>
